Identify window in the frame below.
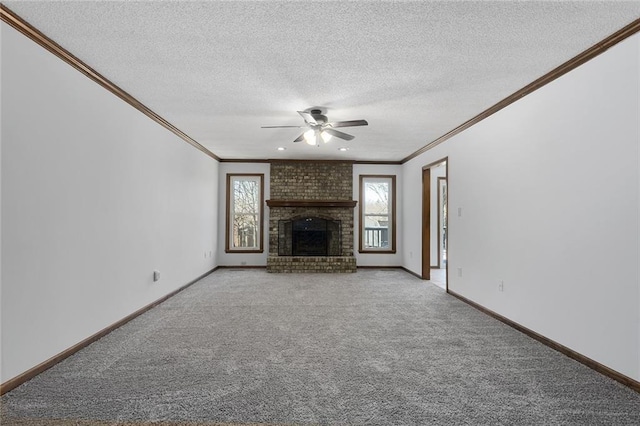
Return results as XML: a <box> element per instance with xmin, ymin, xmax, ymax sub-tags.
<box><xmin>359</xmin><ymin>175</ymin><xmax>396</xmax><ymax>253</ymax></box>
<box><xmin>226</xmin><ymin>174</ymin><xmax>264</xmax><ymax>252</ymax></box>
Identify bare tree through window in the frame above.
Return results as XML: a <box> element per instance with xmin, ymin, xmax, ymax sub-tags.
<box><xmin>359</xmin><ymin>175</ymin><xmax>396</xmax><ymax>252</ymax></box>
<box><xmin>226</xmin><ymin>174</ymin><xmax>263</xmax><ymax>252</ymax></box>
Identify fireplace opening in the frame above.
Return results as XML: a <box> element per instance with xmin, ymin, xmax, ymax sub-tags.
<box><xmin>278</xmin><ymin>217</ymin><xmax>341</xmax><ymax>256</ymax></box>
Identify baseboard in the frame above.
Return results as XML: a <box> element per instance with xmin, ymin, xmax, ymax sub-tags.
<box><xmin>447</xmin><ymin>289</ymin><xmax>640</xmax><ymax>393</ymax></box>
<box><xmin>216</xmin><ymin>265</ymin><xmax>267</xmax><ymax>269</ymax></box>
<box><xmin>0</xmin><ymin>267</ymin><xmax>218</xmax><ymax>395</ymax></box>
<box><xmin>357</xmin><ymin>265</ymin><xmax>401</xmax><ymax>269</ymax></box>
<box><xmin>358</xmin><ymin>265</ymin><xmax>419</xmax><ymax>276</ymax></box>
<box><xmin>357</xmin><ymin>265</ymin><xmax>407</xmax><ymax>273</ymax></box>
<box><xmin>400</xmin><ymin>266</ymin><xmax>424</xmax><ymax>280</ymax></box>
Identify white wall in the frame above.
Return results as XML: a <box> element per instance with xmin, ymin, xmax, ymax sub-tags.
<box><xmin>217</xmin><ymin>163</ymin><xmax>403</xmax><ymax>267</ymax></box>
<box><xmin>353</xmin><ymin>164</ymin><xmax>403</xmax><ymax>266</ymax></box>
<box><xmin>1</xmin><ymin>23</ymin><xmax>218</xmax><ymax>383</ymax></box>
<box><xmin>217</xmin><ymin>162</ymin><xmax>270</xmax><ymax>266</ymax></box>
<box><xmin>403</xmin><ymin>33</ymin><xmax>640</xmax><ymax>380</ymax></box>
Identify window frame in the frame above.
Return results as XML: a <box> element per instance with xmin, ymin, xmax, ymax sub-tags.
<box><xmin>225</xmin><ymin>173</ymin><xmax>264</xmax><ymax>253</ymax></box>
<box><xmin>359</xmin><ymin>174</ymin><xmax>396</xmax><ymax>254</ymax></box>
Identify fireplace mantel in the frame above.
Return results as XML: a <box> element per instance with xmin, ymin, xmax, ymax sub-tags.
<box><xmin>266</xmin><ymin>199</ymin><xmax>357</xmax><ymax>208</ymax></box>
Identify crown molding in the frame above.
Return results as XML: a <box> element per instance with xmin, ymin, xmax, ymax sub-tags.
<box><xmin>353</xmin><ymin>160</ymin><xmax>402</xmax><ymax>165</ymax></box>
<box><xmin>219</xmin><ymin>159</ymin><xmax>272</xmax><ymax>163</ymax></box>
<box><xmin>0</xmin><ymin>4</ymin><xmax>220</xmax><ymax>162</ymax></box>
<box><xmin>219</xmin><ymin>158</ymin><xmax>402</xmax><ymax>164</ymax></box>
<box><xmin>221</xmin><ymin>159</ymin><xmax>355</xmax><ymax>164</ymax></box>
<box><xmin>401</xmin><ymin>17</ymin><xmax>640</xmax><ymax>164</ymax></box>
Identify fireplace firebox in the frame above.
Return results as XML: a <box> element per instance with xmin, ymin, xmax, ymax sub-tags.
<box><xmin>278</xmin><ymin>217</ymin><xmax>341</xmax><ymax>256</ymax></box>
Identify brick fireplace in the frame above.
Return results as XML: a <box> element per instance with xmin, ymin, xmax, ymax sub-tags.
<box><xmin>266</xmin><ymin>161</ymin><xmax>357</xmax><ymax>273</ymax></box>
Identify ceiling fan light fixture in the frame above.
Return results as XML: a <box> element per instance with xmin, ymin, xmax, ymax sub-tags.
<box><xmin>304</xmin><ymin>129</ymin><xmax>317</xmax><ymax>146</ymax></box>
<box><xmin>263</xmin><ymin>109</ymin><xmax>368</xmax><ymax>147</ymax></box>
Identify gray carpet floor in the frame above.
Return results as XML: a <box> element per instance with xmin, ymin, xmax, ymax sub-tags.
<box><xmin>2</xmin><ymin>269</ymin><xmax>640</xmax><ymax>425</ymax></box>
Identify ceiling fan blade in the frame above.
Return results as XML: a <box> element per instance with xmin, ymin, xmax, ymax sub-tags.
<box><xmin>293</xmin><ymin>133</ymin><xmax>306</xmax><ymax>143</ymax></box>
<box><xmin>328</xmin><ymin>119</ymin><xmax>368</xmax><ymax>128</ymax></box>
<box><xmin>297</xmin><ymin>111</ymin><xmax>318</xmax><ymax>125</ymax></box>
<box><xmin>261</xmin><ymin>125</ymin><xmax>303</xmax><ymax>128</ymax></box>
<box><xmin>324</xmin><ymin>128</ymin><xmax>355</xmax><ymax>141</ymax></box>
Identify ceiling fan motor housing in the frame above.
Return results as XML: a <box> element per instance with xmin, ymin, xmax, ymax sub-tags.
<box><xmin>309</xmin><ymin>109</ymin><xmax>328</xmax><ymax>124</ymax></box>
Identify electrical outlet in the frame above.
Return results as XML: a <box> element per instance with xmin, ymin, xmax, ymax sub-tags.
<box><xmin>498</xmin><ymin>281</ymin><xmax>504</xmax><ymax>292</ymax></box>
<box><xmin>409</xmin><ymin>251</ymin><xmax>413</xmax><ymax>258</ymax></box>
<box><xmin>457</xmin><ymin>268</ymin><xmax>463</xmax><ymax>277</ymax></box>
<box><xmin>153</xmin><ymin>270</ymin><xmax>160</xmax><ymax>282</ymax></box>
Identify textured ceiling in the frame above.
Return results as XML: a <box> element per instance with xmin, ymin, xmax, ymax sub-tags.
<box><xmin>4</xmin><ymin>1</ymin><xmax>640</xmax><ymax>161</ymax></box>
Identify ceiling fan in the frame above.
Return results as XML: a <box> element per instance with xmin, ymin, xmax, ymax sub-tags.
<box><xmin>262</xmin><ymin>109</ymin><xmax>368</xmax><ymax>146</ymax></box>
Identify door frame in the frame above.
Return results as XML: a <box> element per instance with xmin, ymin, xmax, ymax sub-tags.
<box><xmin>437</xmin><ymin>176</ymin><xmax>447</xmax><ymax>269</ymax></box>
<box><xmin>422</xmin><ymin>157</ymin><xmax>448</xmax><ymax>290</ymax></box>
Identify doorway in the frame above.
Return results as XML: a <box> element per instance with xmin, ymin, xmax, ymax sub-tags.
<box><xmin>422</xmin><ymin>158</ymin><xmax>448</xmax><ymax>290</ymax></box>
<box><xmin>438</xmin><ymin>177</ymin><xmax>447</xmax><ymax>269</ymax></box>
